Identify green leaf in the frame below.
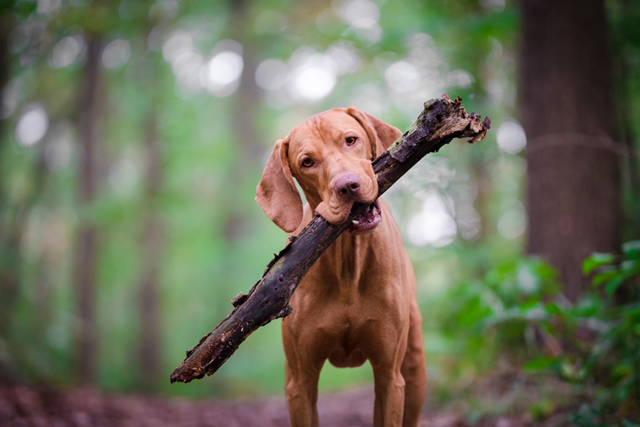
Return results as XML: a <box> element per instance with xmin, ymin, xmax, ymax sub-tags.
<box><xmin>545</xmin><ymin>302</ymin><xmax>562</xmax><ymax>315</ymax></box>
<box><xmin>523</xmin><ymin>356</ymin><xmax>558</xmax><ymax>371</ymax></box>
<box><xmin>622</xmin><ymin>240</ymin><xmax>640</xmax><ymax>259</ymax></box>
<box><xmin>620</xmin><ymin>259</ymin><xmax>639</xmax><ymax>272</ymax></box>
<box><xmin>592</xmin><ymin>269</ymin><xmax>618</xmax><ymax>286</ymax></box>
<box><xmin>622</xmin><ymin>420</ymin><xmax>640</xmax><ymax>427</ymax></box>
<box><xmin>605</xmin><ymin>275</ymin><xmax>626</xmax><ymax>295</ymax></box>
<box><xmin>582</xmin><ymin>253</ymin><xmax>615</xmax><ymax>275</ymax></box>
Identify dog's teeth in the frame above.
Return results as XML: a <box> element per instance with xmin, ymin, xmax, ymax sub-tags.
<box><xmin>352</xmin><ymin>220</ymin><xmax>359</xmax><ymax>225</ymax></box>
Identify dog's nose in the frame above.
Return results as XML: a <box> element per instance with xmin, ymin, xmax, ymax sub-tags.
<box><xmin>334</xmin><ymin>173</ymin><xmax>361</xmax><ymax>198</ymax></box>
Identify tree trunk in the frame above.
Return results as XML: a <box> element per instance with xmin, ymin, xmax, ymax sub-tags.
<box><xmin>520</xmin><ymin>0</ymin><xmax>620</xmax><ymax>302</ymax></box>
<box><xmin>138</xmin><ymin>114</ymin><xmax>163</xmax><ymax>392</ymax></box>
<box><xmin>612</xmin><ymin>0</ymin><xmax>640</xmax><ymax>237</ymax></box>
<box><xmin>75</xmin><ymin>36</ymin><xmax>102</xmax><ymax>385</ymax></box>
<box><xmin>0</xmin><ymin>13</ymin><xmax>17</xmax><ymax>343</ymax></box>
<box><xmin>222</xmin><ymin>0</ymin><xmax>263</xmax><ymax>242</ymax></box>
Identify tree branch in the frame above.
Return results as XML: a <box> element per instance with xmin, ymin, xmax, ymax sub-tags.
<box><xmin>170</xmin><ymin>94</ymin><xmax>490</xmax><ymax>384</ymax></box>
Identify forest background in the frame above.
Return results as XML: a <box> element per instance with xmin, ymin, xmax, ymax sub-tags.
<box><xmin>0</xmin><ymin>0</ymin><xmax>639</xmax><ymax>424</ymax></box>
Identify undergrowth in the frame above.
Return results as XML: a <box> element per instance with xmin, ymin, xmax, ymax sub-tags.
<box><xmin>430</xmin><ymin>241</ymin><xmax>640</xmax><ymax>426</ymax></box>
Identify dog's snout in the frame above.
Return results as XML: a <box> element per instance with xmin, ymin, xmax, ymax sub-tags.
<box><xmin>334</xmin><ymin>173</ymin><xmax>362</xmax><ymax>198</ymax></box>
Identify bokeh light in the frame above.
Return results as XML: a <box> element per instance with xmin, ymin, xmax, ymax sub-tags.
<box><xmin>205</xmin><ymin>50</ymin><xmax>244</xmax><ymax>86</ymax></box>
<box><xmin>108</xmin><ymin>158</ymin><xmax>139</xmax><ymax>194</ymax></box>
<box><xmin>15</xmin><ymin>103</ymin><xmax>49</xmax><ymax>147</ymax></box>
<box><xmin>255</xmin><ymin>59</ymin><xmax>288</xmax><ymax>91</ymax></box>
<box><xmin>407</xmin><ymin>191</ymin><xmax>458</xmax><ymax>248</ymax></box>
<box><xmin>497</xmin><ymin>199</ymin><xmax>527</xmax><ymax>239</ymax></box>
<box><xmin>49</xmin><ymin>35</ymin><xmax>86</xmax><ymax>69</ymax></box>
<box><xmin>102</xmin><ymin>39</ymin><xmax>132</xmax><ymax>69</ymax></box>
<box><xmin>0</xmin><ymin>85</ymin><xmax>21</xmax><ymax>119</ymax></box>
<box><xmin>37</xmin><ymin>0</ymin><xmax>62</xmax><ymax>14</ymax></box>
<box><xmin>254</xmin><ymin>10</ymin><xmax>287</xmax><ymax>35</ymax></box>
<box><xmin>496</xmin><ymin>119</ymin><xmax>527</xmax><ymax>154</ymax></box>
<box><xmin>334</xmin><ymin>0</ymin><xmax>382</xmax><ymax>44</ymax></box>
<box><xmin>44</xmin><ymin>121</ymin><xmax>74</xmax><ymax>172</ymax></box>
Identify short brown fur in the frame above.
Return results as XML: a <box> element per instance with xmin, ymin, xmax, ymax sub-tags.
<box><xmin>256</xmin><ymin>107</ymin><xmax>427</xmax><ymax>427</ymax></box>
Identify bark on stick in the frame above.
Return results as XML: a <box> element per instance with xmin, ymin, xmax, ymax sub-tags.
<box><xmin>170</xmin><ymin>94</ymin><xmax>490</xmax><ymax>384</ymax></box>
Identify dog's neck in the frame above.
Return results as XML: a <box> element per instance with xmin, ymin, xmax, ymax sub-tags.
<box><xmin>315</xmin><ymin>219</ymin><xmax>382</xmax><ymax>287</ymax></box>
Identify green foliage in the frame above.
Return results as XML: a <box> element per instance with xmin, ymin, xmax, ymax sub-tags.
<box><xmin>0</xmin><ymin>0</ymin><xmax>36</xmax><ymax>17</ymax></box>
<box><xmin>428</xmin><ymin>256</ymin><xmax>562</xmax><ymax>377</ymax></box>
<box><xmin>426</xmin><ymin>244</ymin><xmax>640</xmax><ymax>424</ymax></box>
<box><xmin>516</xmin><ymin>244</ymin><xmax>640</xmax><ymax>425</ymax></box>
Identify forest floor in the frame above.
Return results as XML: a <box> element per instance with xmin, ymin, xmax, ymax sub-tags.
<box><xmin>0</xmin><ymin>370</ymin><xmax>576</xmax><ymax>427</ymax></box>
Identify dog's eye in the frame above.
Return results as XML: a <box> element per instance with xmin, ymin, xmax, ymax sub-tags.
<box><xmin>346</xmin><ymin>137</ymin><xmax>357</xmax><ymax>146</ymax></box>
<box><xmin>301</xmin><ymin>158</ymin><xmax>314</xmax><ymax>168</ymax></box>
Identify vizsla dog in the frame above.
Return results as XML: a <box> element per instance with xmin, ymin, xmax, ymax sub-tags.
<box><xmin>256</xmin><ymin>107</ymin><xmax>427</xmax><ymax>427</ymax></box>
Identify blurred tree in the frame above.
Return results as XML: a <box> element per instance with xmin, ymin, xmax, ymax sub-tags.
<box><xmin>135</xmin><ymin>4</ymin><xmax>166</xmax><ymax>393</ymax></box>
<box><xmin>138</xmin><ymin>113</ymin><xmax>163</xmax><ymax>391</ymax></box>
<box><xmin>0</xmin><ymin>1</ymin><xmax>39</xmax><ymax>374</ymax></box>
<box><xmin>224</xmin><ymin>0</ymin><xmax>262</xmax><ymax>241</ymax></box>
<box><xmin>75</xmin><ymin>35</ymin><xmax>103</xmax><ymax>385</ymax></box>
<box><xmin>521</xmin><ymin>0</ymin><xmax>621</xmax><ymax>302</ymax></box>
<box><xmin>610</xmin><ymin>0</ymin><xmax>640</xmax><ymax>239</ymax></box>
<box><xmin>0</xmin><ymin>8</ymin><xmax>16</xmax><ymax>343</ymax></box>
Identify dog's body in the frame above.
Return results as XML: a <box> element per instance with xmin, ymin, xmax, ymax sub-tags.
<box><xmin>256</xmin><ymin>108</ymin><xmax>427</xmax><ymax>427</ymax></box>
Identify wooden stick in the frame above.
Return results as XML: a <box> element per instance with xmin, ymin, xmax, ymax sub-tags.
<box><xmin>170</xmin><ymin>94</ymin><xmax>490</xmax><ymax>384</ymax></box>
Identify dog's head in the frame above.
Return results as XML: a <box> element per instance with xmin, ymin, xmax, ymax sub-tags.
<box><xmin>256</xmin><ymin>107</ymin><xmax>401</xmax><ymax>234</ymax></box>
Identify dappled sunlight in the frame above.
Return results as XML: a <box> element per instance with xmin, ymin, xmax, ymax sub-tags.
<box><xmin>496</xmin><ymin>119</ymin><xmax>527</xmax><ymax>154</ymax></box>
<box><xmin>497</xmin><ymin>198</ymin><xmax>526</xmax><ymax>240</ymax></box>
<box><xmin>287</xmin><ymin>65</ymin><xmax>336</xmax><ymax>102</ymax></box>
<box><xmin>253</xmin><ymin>10</ymin><xmax>287</xmax><ymax>35</ymax></box>
<box><xmin>333</xmin><ymin>0</ymin><xmax>382</xmax><ymax>44</ymax></box>
<box><xmin>348</xmin><ymin>82</ymin><xmax>387</xmax><ymax>116</ymax></box>
<box><xmin>108</xmin><ymin>158</ymin><xmax>140</xmax><ymax>195</ymax></box>
<box><xmin>49</xmin><ymin>34</ymin><xmax>86</xmax><ymax>68</ymax></box>
<box><xmin>15</xmin><ymin>102</ymin><xmax>48</xmax><ymax>147</ymax></box>
<box><xmin>203</xmin><ymin>49</ymin><xmax>244</xmax><ymax>95</ymax></box>
<box><xmin>452</xmin><ymin>184</ymin><xmax>482</xmax><ymax>241</ymax></box>
<box><xmin>258</xmin><ymin>43</ymin><xmax>360</xmax><ymax>107</ymax></box>
<box><xmin>381</xmin><ymin>33</ymin><xmax>474</xmax><ymax>118</ymax></box>
<box><xmin>255</xmin><ymin>58</ymin><xmax>288</xmax><ymax>91</ymax></box>
<box><xmin>43</xmin><ymin>121</ymin><xmax>74</xmax><ymax>172</ymax></box>
<box><xmin>162</xmin><ymin>32</ymin><xmax>245</xmax><ymax>97</ymax></box>
<box><xmin>387</xmin><ymin>156</ymin><xmax>484</xmax><ymax>249</ymax></box>
<box><xmin>482</xmin><ymin>38</ymin><xmax>516</xmax><ymax>108</ymax></box>
<box><xmin>0</xmin><ymin>84</ymin><xmax>21</xmax><ymax>119</ymax></box>
<box><xmin>479</xmin><ymin>0</ymin><xmax>506</xmax><ymax>12</ymax></box>
<box><xmin>385</xmin><ymin>60</ymin><xmax>421</xmax><ymax>93</ymax></box>
<box><xmin>407</xmin><ymin>191</ymin><xmax>457</xmax><ymax>248</ymax></box>
<box><xmin>37</xmin><ymin>0</ymin><xmax>62</xmax><ymax>15</ymax></box>
<box><xmin>9</xmin><ymin>20</ymin><xmax>46</xmax><ymax>60</ymax></box>
<box><xmin>101</xmin><ymin>39</ymin><xmax>131</xmax><ymax>69</ymax></box>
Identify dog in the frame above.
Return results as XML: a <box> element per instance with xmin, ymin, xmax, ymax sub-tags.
<box><xmin>256</xmin><ymin>107</ymin><xmax>427</xmax><ymax>427</ymax></box>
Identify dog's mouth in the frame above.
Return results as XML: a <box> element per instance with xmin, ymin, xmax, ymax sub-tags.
<box><xmin>347</xmin><ymin>200</ymin><xmax>381</xmax><ymax>235</ymax></box>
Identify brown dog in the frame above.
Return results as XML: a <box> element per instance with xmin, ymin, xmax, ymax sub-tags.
<box><xmin>256</xmin><ymin>107</ymin><xmax>427</xmax><ymax>427</ymax></box>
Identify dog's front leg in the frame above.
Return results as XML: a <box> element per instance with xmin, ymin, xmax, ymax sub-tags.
<box><xmin>282</xmin><ymin>318</ymin><xmax>326</xmax><ymax>427</ymax></box>
<box><xmin>365</xmin><ymin>318</ymin><xmax>410</xmax><ymax>427</ymax></box>
<box><xmin>284</xmin><ymin>359</ymin><xmax>322</xmax><ymax>427</ymax></box>
<box><xmin>372</xmin><ymin>364</ymin><xmax>406</xmax><ymax>427</ymax></box>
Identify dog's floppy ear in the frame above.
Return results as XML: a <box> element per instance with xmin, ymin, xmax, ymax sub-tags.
<box><xmin>256</xmin><ymin>138</ymin><xmax>303</xmax><ymax>233</ymax></box>
<box><xmin>346</xmin><ymin>106</ymin><xmax>403</xmax><ymax>160</ymax></box>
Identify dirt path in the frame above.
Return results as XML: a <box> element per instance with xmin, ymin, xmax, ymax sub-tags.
<box><xmin>0</xmin><ymin>383</ymin><xmax>547</xmax><ymax>427</ymax></box>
